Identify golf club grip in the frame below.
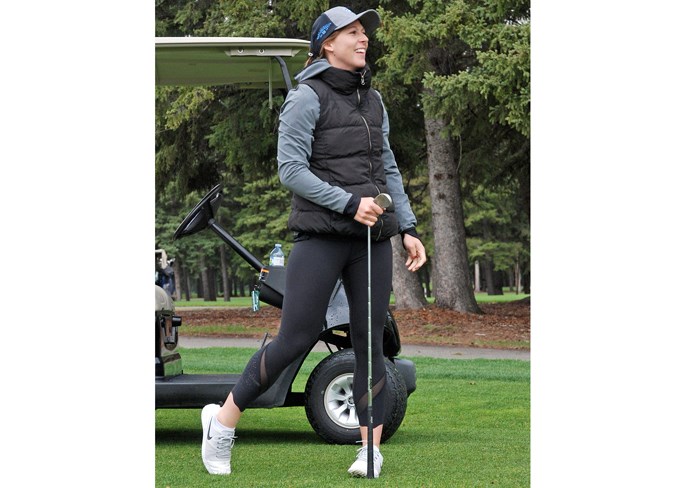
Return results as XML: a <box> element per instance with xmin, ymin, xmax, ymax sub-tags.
<box><xmin>373</xmin><ymin>192</ymin><xmax>392</xmax><ymax>210</ymax></box>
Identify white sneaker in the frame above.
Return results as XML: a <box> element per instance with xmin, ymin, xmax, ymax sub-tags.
<box><xmin>348</xmin><ymin>445</ymin><xmax>383</xmax><ymax>478</ymax></box>
<box><xmin>201</xmin><ymin>404</ymin><xmax>235</xmax><ymax>475</ymax></box>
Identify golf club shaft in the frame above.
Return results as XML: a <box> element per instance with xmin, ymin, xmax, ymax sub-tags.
<box><xmin>366</xmin><ymin>193</ymin><xmax>391</xmax><ymax>479</ymax></box>
<box><xmin>367</xmin><ymin>223</ymin><xmax>374</xmax><ymax>478</ymax></box>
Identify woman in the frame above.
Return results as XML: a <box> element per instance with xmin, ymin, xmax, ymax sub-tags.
<box><xmin>200</xmin><ymin>6</ymin><xmax>426</xmax><ymax>479</ymax></box>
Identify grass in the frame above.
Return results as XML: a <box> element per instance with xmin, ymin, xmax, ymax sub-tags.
<box><xmin>156</xmin><ymin>347</ymin><xmax>530</xmax><ymax>487</ymax></box>
<box><xmin>174</xmin><ymin>296</ymin><xmax>257</xmax><ymax>308</ymax></box>
<box><xmin>473</xmin><ymin>291</ymin><xmax>530</xmax><ymax>303</ymax></box>
<box><xmin>179</xmin><ymin>324</ymin><xmax>274</xmax><ymax>336</ymax></box>
<box><xmin>174</xmin><ymin>290</ymin><xmax>530</xmax><ymax>308</ymax></box>
<box><xmin>472</xmin><ymin>339</ymin><xmax>530</xmax><ymax>349</ymax></box>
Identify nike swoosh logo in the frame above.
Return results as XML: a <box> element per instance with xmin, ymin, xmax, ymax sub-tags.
<box><xmin>207</xmin><ymin>418</ymin><xmax>214</xmax><ymax>440</ymax></box>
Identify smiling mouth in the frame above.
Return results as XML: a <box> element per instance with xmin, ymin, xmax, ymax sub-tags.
<box><xmin>355</xmin><ymin>49</ymin><xmax>366</xmax><ymax>54</ymax></box>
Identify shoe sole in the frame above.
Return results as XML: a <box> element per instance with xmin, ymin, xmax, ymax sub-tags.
<box><xmin>348</xmin><ymin>462</ymin><xmax>381</xmax><ymax>478</ymax></box>
<box><xmin>349</xmin><ymin>469</ymin><xmax>380</xmax><ymax>478</ymax></box>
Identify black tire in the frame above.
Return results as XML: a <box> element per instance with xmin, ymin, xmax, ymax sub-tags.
<box><xmin>304</xmin><ymin>349</ymin><xmax>408</xmax><ymax>445</ymax></box>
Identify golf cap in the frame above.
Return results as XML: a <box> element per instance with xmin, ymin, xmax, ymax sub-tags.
<box><xmin>309</xmin><ymin>6</ymin><xmax>381</xmax><ymax>58</ymax></box>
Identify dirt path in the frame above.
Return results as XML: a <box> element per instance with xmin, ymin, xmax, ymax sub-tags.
<box><xmin>176</xmin><ymin>299</ymin><xmax>530</xmax><ymax>351</ymax></box>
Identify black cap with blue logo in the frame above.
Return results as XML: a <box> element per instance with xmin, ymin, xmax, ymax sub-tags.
<box><xmin>309</xmin><ymin>6</ymin><xmax>381</xmax><ymax>59</ymax></box>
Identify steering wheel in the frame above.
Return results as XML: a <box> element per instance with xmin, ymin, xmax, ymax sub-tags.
<box><xmin>173</xmin><ymin>184</ymin><xmax>224</xmax><ymax>240</ymax></box>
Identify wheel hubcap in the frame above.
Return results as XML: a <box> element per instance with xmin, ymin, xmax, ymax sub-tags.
<box><xmin>324</xmin><ymin>373</ymin><xmax>358</xmax><ymax>429</ymax></box>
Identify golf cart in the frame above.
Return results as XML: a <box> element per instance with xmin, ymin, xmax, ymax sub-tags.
<box><xmin>154</xmin><ymin>38</ymin><xmax>416</xmax><ymax>445</ymax></box>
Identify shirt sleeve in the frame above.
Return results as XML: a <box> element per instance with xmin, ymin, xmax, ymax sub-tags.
<box><xmin>376</xmin><ymin>91</ymin><xmax>418</xmax><ymax>233</ymax></box>
<box><xmin>277</xmin><ymin>84</ymin><xmax>353</xmax><ymax>214</ymax></box>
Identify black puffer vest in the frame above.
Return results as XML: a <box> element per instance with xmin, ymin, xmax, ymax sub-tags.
<box><xmin>287</xmin><ymin>66</ymin><xmax>398</xmax><ymax>241</ymax></box>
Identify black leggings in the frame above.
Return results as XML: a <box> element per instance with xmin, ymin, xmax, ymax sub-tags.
<box><xmin>230</xmin><ymin>235</ymin><xmax>393</xmax><ymax>427</ymax></box>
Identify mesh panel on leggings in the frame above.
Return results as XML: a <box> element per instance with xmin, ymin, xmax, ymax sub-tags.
<box><xmin>356</xmin><ymin>374</ymin><xmax>386</xmax><ymax>426</ymax></box>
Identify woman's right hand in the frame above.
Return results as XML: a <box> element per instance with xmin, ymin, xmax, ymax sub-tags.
<box><xmin>353</xmin><ymin>197</ymin><xmax>385</xmax><ymax>226</ymax></box>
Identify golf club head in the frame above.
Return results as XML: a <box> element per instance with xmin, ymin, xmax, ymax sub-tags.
<box><xmin>374</xmin><ymin>193</ymin><xmax>392</xmax><ymax>210</ymax></box>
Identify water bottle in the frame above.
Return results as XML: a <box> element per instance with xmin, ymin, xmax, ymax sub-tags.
<box><xmin>269</xmin><ymin>243</ymin><xmax>285</xmax><ymax>267</ymax></box>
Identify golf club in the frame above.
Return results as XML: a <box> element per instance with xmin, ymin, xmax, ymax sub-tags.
<box><xmin>367</xmin><ymin>192</ymin><xmax>392</xmax><ymax>478</ymax></box>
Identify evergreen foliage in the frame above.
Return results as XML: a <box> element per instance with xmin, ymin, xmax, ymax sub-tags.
<box><xmin>154</xmin><ymin>0</ymin><xmax>530</xmax><ymax>300</ymax></box>
<box><xmin>377</xmin><ymin>0</ymin><xmax>530</xmax><ymax>294</ymax></box>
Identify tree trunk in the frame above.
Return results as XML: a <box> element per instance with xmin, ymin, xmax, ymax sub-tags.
<box><xmin>179</xmin><ymin>261</ymin><xmax>191</xmax><ymax>301</ymax></box>
<box><xmin>390</xmin><ymin>235</ymin><xmax>427</xmax><ymax>309</ymax></box>
<box><xmin>483</xmin><ymin>259</ymin><xmax>504</xmax><ymax>295</ymax></box>
<box><xmin>207</xmin><ymin>267</ymin><xmax>218</xmax><ymax>301</ymax></box>
<box><xmin>483</xmin><ymin>259</ymin><xmax>495</xmax><ymax>295</ymax></box>
<box><xmin>424</xmin><ymin>113</ymin><xmax>482</xmax><ymax>313</ymax></box>
<box><xmin>219</xmin><ymin>245</ymin><xmax>231</xmax><ymax>302</ymax></box>
<box><xmin>198</xmin><ymin>252</ymin><xmax>218</xmax><ymax>301</ymax></box>
<box><xmin>184</xmin><ymin>274</ymin><xmax>191</xmax><ymax>301</ymax></box>
<box><xmin>474</xmin><ymin>260</ymin><xmax>481</xmax><ymax>292</ymax></box>
<box><xmin>420</xmin><ymin>265</ymin><xmax>431</xmax><ymax>297</ymax></box>
<box><xmin>173</xmin><ymin>258</ymin><xmax>183</xmax><ymax>301</ymax></box>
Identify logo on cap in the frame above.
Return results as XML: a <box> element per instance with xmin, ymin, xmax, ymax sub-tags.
<box><xmin>316</xmin><ymin>22</ymin><xmax>333</xmax><ymax>41</ymax></box>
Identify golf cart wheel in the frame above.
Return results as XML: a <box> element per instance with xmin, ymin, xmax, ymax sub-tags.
<box><xmin>304</xmin><ymin>349</ymin><xmax>407</xmax><ymax>445</ymax></box>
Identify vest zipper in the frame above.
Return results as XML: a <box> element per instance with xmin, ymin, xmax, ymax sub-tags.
<box><xmin>357</xmin><ymin>89</ymin><xmax>380</xmax><ymax>193</ymax></box>
<box><xmin>373</xmin><ymin>213</ymin><xmax>385</xmax><ymax>240</ymax></box>
<box><xmin>358</xmin><ymin>74</ymin><xmax>383</xmax><ymax>239</ymax></box>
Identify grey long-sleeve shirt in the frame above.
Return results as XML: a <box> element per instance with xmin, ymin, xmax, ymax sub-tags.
<box><xmin>277</xmin><ymin>60</ymin><xmax>417</xmax><ymax>234</ymax></box>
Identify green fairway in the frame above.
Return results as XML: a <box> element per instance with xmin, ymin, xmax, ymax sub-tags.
<box><xmin>156</xmin><ymin>348</ymin><xmax>530</xmax><ymax>487</ymax></box>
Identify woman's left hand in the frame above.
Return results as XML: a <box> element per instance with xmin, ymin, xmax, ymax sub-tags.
<box><xmin>403</xmin><ymin>234</ymin><xmax>427</xmax><ymax>272</ymax></box>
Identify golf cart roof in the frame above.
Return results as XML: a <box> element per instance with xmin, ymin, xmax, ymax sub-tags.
<box><xmin>155</xmin><ymin>37</ymin><xmax>310</xmax><ymax>89</ymax></box>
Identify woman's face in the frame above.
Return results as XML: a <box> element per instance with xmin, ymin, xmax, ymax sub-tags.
<box><xmin>324</xmin><ymin>20</ymin><xmax>369</xmax><ymax>71</ymax></box>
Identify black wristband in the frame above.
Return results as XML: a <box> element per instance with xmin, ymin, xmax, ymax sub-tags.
<box><xmin>401</xmin><ymin>227</ymin><xmax>420</xmax><ymax>241</ymax></box>
<box><xmin>343</xmin><ymin>194</ymin><xmax>360</xmax><ymax>217</ymax></box>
